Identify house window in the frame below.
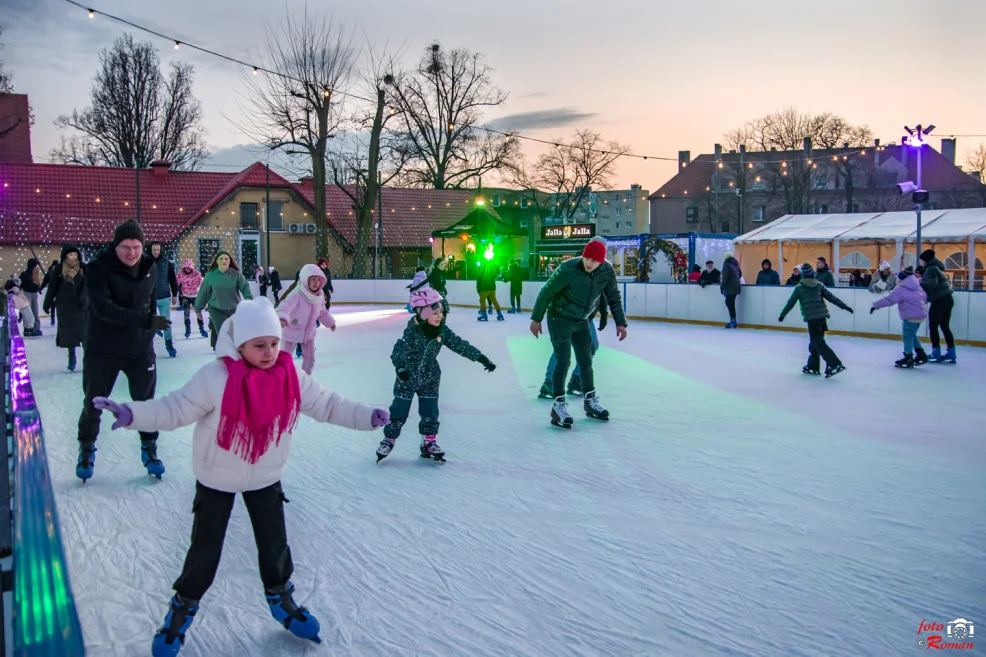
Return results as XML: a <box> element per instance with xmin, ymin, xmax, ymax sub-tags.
<box><xmin>719</xmin><ymin>222</ymin><xmax>730</xmax><ymax>233</ymax></box>
<box><xmin>520</xmin><ymin>198</ymin><xmax>531</xmax><ymax>209</ymax></box>
<box><xmin>813</xmin><ymin>175</ymin><xmax>829</xmax><ymax>189</ymax></box>
<box><xmin>945</xmin><ymin>252</ymin><xmax>986</xmax><ymax>289</ymax></box>
<box><xmin>838</xmin><ymin>252</ymin><xmax>872</xmax><ymax>283</ymax></box>
<box><xmin>849</xmin><ymin>203</ymin><xmax>860</xmax><ymax>213</ymax></box>
<box><xmin>268</xmin><ymin>202</ymin><xmax>284</xmax><ymax>231</ymax></box>
<box><xmin>814</xmin><ymin>204</ymin><xmax>828</xmax><ymax>214</ymax></box>
<box><xmin>686</xmin><ymin>206</ymin><xmax>699</xmax><ymax>223</ymax></box>
<box><xmin>615</xmin><ymin>208</ymin><xmax>622</xmax><ymax>216</ymax></box>
<box><xmin>198</xmin><ymin>238</ymin><xmax>221</xmax><ymax>272</ymax></box>
<box><xmin>752</xmin><ymin>206</ymin><xmax>766</xmax><ymax>223</ymax></box>
<box><xmin>519</xmin><ymin>219</ymin><xmax>528</xmax><ymax>229</ymax></box>
<box><xmin>751</xmin><ymin>177</ymin><xmax>767</xmax><ymax>191</ymax></box>
<box><xmin>240</xmin><ymin>202</ymin><xmax>259</xmax><ymax>229</ymax></box>
<box><xmin>492</xmin><ymin>194</ymin><xmax>502</xmax><ymax>207</ymax></box>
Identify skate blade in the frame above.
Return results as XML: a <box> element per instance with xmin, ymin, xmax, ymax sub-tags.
<box><xmin>586</xmin><ymin>414</ymin><xmax>610</xmax><ymax>422</ymax></box>
<box><xmin>420</xmin><ymin>453</ymin><xmax>446</xmax><ymax>462</ymax></box>
<box><xmin>376</xmin><ymin>452</ymin><xmax>389</xmax><ymax>463</ymax></box>
<box><xmin>550</xmin><ymin>420</ymin><xmax>573</xmax><ymax>429</ymax></box>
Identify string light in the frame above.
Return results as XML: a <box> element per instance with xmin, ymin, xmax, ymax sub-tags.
<box><xmin>88</xmin><ymin>8</ymin><xmax>94</xmax><ymax>17</ymax></box>
<box><xmin>174</xmin><ymin>41</ymin><xmax>180</xmax><ymax>50</ymax></box>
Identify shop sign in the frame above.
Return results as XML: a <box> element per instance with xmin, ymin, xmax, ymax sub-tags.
<box><xmin>541</xmin><ymin>224</ymin><xmax>595</xmax><ymax>240</ymax></box>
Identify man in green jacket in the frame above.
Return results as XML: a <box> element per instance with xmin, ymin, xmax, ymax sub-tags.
<box><xmin>530</xmin><ymin>240</ymin><xmax>627</xmax><ymax>428</ymax></box>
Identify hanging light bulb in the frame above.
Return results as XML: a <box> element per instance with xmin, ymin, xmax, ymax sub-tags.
<box><xmin>174</xmin><ymin>41</ymin><xmax>181</xmax><ymax>50</ymax></box>
<box><xmin>253</xmin><ymin>67</ymin><xmax>259</xmax><ymax>75</ymax></box>
<box><xmin>323</xmin><ymin>87</ymin><xmax>331</xmax><ymax>98</ymax></box>
<box><xmin>88</xmin><ymin>9</ymin><xmax>95</xmax><ymax>18</ymax></box>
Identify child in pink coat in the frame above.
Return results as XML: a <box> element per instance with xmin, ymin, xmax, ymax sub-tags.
<box><xmin>276</xmin><ymin>263</ymin><xmax>336</xmax><ymax>374</ymax></box>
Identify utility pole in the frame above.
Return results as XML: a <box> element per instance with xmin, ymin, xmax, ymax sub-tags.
<box><xmin>903</xmin><ymin>124</ymin><xmax>934</xmax><ymax>260</ymax></box>
<box><xmin>135</xmin><ymin>163</ymin><xmax>141</xmax><ymax>223</ymax></box>
<box><xmin>738</xmin><ymin>145</ymin><xmax>746</xmax><ymax>235</ymax></box>
<box><xmin>377</xmin><ymin>170</ymin><xmax>384</xmax><ymax>278</ymax></box>
<box><xmin>265</xmin><ymin>161</ymin><xmax>271</xmax><ymax>271</ymax></box>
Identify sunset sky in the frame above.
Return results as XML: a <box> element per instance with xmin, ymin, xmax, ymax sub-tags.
<box><xmin>5</xmin><ymin>0</ymin><xmax>985</xmax><ymax>191</ymax></box>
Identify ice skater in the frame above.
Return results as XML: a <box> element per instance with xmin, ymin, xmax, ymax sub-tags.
<box><xmin>919</xmin><ymin>249</ymin><xmax>957</xmax><ymax>363</ymax></box>
<box><xmin>778</xmin><ymin>263</ymin><xmax>853</xmax><ymax>378</ymax></box>
<box><xmin>6</xmin><ymin>276</ymin><xmax>40</xmax><ymax>337</ymax></box>
<box><xmin>530</xmin><ymin>238</ymin><xmax>627</xmax><ymax>428</ymax></box>
<box><xmin>870</xmin><ymin>266</ymin><xmax>928</xmax><ymax>368</ymax></box>
<box><xmin>42</xmin><ymin>244</ymin><xmax>86</xmax><ymax>371</ymax></box>
<box><xmin>476</xmin><ymin>259</ymin><xmax>503</xmax><ymax>321</ymax></box>
<box><xmin>91</xmin><ymin>297</ymin><xmax>388</xmax><ymax>656</ymax></box>
<box><xmin>148</xmin><ymin>242</ymin><xmax>179</xmax><ymax>357</ymax></box>
<box><xmin>720</xmin><ymin>252</ymin><xmax>742</xmax><ymax>328</ymax></box>
<box><xmin>176</xmin><ymin>260</ymin><xmax>209</xmax><ymax>339</ymax></box>
<box><xmin>194</xmin><ymin>251</ymin><xmax>252</xmax><ymax>350</ymax></box>
<box><xmin>376</xmin><ymin>282</ymin><xmax>496</xmax><ymax>462</ymax></box>
<box><xmin>538</xmin><ymin>293</ymin><xmax>607</xmax><ymax>399</ymax></box>
<box><xmin>275</xmin><ymin>264</ymin><xmax>336</xmax><ymax>375</ymax></box>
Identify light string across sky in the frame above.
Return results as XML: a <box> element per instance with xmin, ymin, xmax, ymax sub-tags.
<box><xmin>60</xmin><ymin>0</ymin><xmax>983</xmax><ymax>168</ymax></box>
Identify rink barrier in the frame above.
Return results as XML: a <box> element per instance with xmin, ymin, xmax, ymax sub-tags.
<box><xmin>3</xmin><ymin>296</ymin><xmax>85</xmax><ymax>657</ymax></box>
<box><xmin>330</xmin><ymin>279</ymin><xmax>986</xmax><ymax>347</ymax></box>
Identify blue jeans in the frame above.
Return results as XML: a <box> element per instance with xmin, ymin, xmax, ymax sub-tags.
<box><xmin>156</xmin><ymin>298</ymin><xmax>173</xmax><ymax>341</ymax></box>
<box><xmin>902</xmin><ymin>320</ymin><xmax>923</xmax><ymax>354</ymax></box>
<box><xmin>545</xmin><ymin>319</ymin><xmax>599</xmax><ymax>380</ymax></box>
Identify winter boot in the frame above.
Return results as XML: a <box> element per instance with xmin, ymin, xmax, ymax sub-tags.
<box><xmin>76</xmin><ymin>442</ymin><xmax>97</xmax><ymax>482</ymax></box>
<box><xmin>197</xmin><ymin>318</ymin><xmax>208</xmax><ymax>338</ymax></box>
<box><xmin>895</xmin><ymin>353</ymin><xmax>915</xmax><ymax>369</ymax></box>
<box><xmin>724</xmin><ymin>319</ymin><xmax>737</xmax><ymax>329</ymax></box>
<box><xmin>913</xmin><ymin>347</ymin><xmax>929</xmax><ymax>365</ymax></box>
<box><xmin>824</xmin><ymin>363</ymin><xmax>846</xmax><ymax>378</ymax></box>
<box><xmin>420</xmin><ymin>435</ymin><xmax>446</xmax><ymax>462</ymax></box>
<box><xmin>551</xmin><ymin>397</ymin><xmax>574</xmax><ymax>429</ymax></box>
<box><xmin>507</xmin><ymin>307</ymin><xmax>516</xmax><ymax>314</ymax></box>
<box><xmin>266</xmin><ymin>581</ymin><xmax>321</xmax><ymax>644</ymax></box>
<box><xmin>936</xmin><ymin>347</ymin><xmax>957</xmax><ymax>364</ymax></box>
<box><xmin>184</xmin><ymin>318</ymin><xmax>192</xmax><ymax>339</ymax></box>
<box><xmin>566</xmin><ymin>374</ymin><xmax>583</xmax><ymax>396</ymax></box>
<box><xmin>538</xmin><ymin>378</ymin><xmax>554</xmax><ymax>399</ymax></box>
<box><xmin>376</xmin><ymin>437</ymin><xmax>395</xmax><ymax>462</ymax></box>
<box><xmin>930</xmin><ymin>347</ymin><xmax>941</xmax><ymax>362</ymax></box>
<box><xmin>141</xmin><ymin>439</ymin><xmax>166</xmax><ymax>480</ymax></box>
<box><xmin>151</xmin><ymin>594</ymin><xmax>199</xmax><ymax>657</ymax></box>
<box><xmin>496</xmin><ymin>311</ymin><xmax>504</xmax><ymax>321</ymax></box>
<box><xmin>67</xmin><ymin>350</ymin><xmax>77</xmax><ymax>372</ymax></box>
<box><xmin>165</xmin><ymin>340</ymin><xmax>177</xmax><ymax>358</ymax></box>
<box><xmin>477</xmin><ymin>310</ymin><xmax>489</xmax><ymax>322</ymax></box>
<box><xmin>583</xmin><ymin>390</ymin><xmax>610</xmax><ymax>421</ymax></box>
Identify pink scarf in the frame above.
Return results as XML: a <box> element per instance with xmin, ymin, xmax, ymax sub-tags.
<box><xmin>217</xmin><ymin>351</ymin><xmax>301</xmax><ymax>464</ymax></box>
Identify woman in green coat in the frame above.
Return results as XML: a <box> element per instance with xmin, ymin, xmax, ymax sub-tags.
<box><xmin>194</xmin><ymin>251</ymin><xmax>252</xmax><ymax>348</ymax></box>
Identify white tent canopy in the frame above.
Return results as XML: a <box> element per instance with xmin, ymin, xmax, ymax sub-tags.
<box><xmin>736</xmin><ymin>208</ymin><xmax>986</xmax><ymax>243</ymax></box>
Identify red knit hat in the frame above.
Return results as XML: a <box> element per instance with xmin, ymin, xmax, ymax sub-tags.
<box><xmin>582</xmin><ymin>239</ymin><xmax>607</xmax><ymax>263</ymax></box>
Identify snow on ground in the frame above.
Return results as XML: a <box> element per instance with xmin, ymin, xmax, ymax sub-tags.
<box><xmin>23</xmin><ymin>305</ymin><xmax>986</xmax><ymax>656</ymax></box>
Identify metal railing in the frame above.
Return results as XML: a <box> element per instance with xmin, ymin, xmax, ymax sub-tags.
<box><xmin>2</xmin><ymin>296</ymin><xmax>85</xmax><ymax>656</ymax></box>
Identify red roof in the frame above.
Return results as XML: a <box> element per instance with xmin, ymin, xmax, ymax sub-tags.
<box><xmin>0</xmin><ymin>94</ymin><xmax>32</xmax><ymax>164</ymax></box>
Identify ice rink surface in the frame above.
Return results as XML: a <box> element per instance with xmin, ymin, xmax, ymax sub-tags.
<box><xmin>24</xmin><ymin>305</ymin><xmax>985</xmax><ymax>656</ymax></box>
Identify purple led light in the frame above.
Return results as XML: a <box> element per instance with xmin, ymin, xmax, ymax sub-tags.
<box><xmin>8</xmin><ymin>296</ymin><xmax>38</xmax><ymax>412</ymax></box>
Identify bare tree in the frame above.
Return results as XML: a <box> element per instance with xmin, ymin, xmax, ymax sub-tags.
<box><xmin>966</xmin><ymin>144</ymin><xmax>986</xmax><ymax>185</ymax></box>
<box><xmin>330</xmin><ymin>47</ymin><xmax>412</xmax><ymax>277</ymax></box>
<box><xmin>385</xmin><ymin>44</ymin><xmax>519</xmax><ymax>189</ymax></box>
<box><xmin>511</xmin><ymin>130</ymin><xmax>629</xmax><ymax>220</ymax></box>
<box><xmin>0</xmin><ymin>26</ymin><xmax>13</xmax><ymax>93</ymax></box>
<box><xmin>238</xmin><ymin>8</ymin><xmax>357</xmax><ymax>259</ymax></box>
<box><xmin>51</xmin><ymin>34</ymin><xmax>207</xmax><ymax>170</ymax></box>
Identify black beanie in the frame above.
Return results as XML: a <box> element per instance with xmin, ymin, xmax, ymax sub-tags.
<box><xmin>112</xmin><ymin>220</ymin><xmax>145</xmax><ymax>247</ymax></box>
<box><xmin>919</xmin><ymin>249</ymin><xmax>935</xmax><ymax>263</ymax></box>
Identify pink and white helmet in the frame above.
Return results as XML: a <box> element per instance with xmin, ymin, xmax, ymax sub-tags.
<box><xmin>409</xmin><ymin>285</ymin><xmax>444</xmax><ymax>319</ymax></box>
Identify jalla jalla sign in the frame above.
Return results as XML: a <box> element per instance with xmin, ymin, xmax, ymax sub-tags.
<box><xmin>542</xmin><ymin>224</ymin><xmax>595</xmax><ymax>240</ymax></box>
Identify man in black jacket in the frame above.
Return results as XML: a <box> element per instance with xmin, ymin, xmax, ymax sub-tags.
<box><xmin>76</xmin><ymin>221</ymin><xmax>172</xmax><ymax>482</ymax></box>
<box><xmin>531</xmin><ymin>239</ymin><xmax>627</xmax><ymax>428</ymax></box>
<box><xmin>698</xmin><ymin>260</ymin><xmax>720</xmax><ymax>288</ymax></box>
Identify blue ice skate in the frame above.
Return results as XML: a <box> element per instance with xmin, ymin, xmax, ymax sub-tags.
<box><xmin>266</xmin><ymin>581</ymin><xmax>321</xmax><ymax>644</ymax></box>
<box><xmin>76</xmin><ymin>442</ymin><xmax>97</xmax><ymax>482</ymax></box>
<box><xmin>141</xmin><ymin>439</ymin><xmax>166</xmax><ymax>479</ymax></box>
<box><xmin>151</xmin><ymin>594</ymin><xmax>199</xmax><ymax>657</ymax></box>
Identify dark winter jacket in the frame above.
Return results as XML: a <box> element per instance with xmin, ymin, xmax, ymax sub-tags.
<box><xmin>269</xmin><ymin>268</ymin><xmax>282</xmax><ymax>291</ymax></box>
<box><xmin>151</xmin><ymin>254</ymin><xmax>179</xmax><ymax>300</ymax></box>
<box><xmin>785</xmin><ymin>273</ymin><xmax>802</xmax><ymax>286</ymax></box>
<box><xmin>720</xmin><ymin>257</ymin><xmax>742</xmax><ymax>296</ymax></box>
<box><xmin>508</xmin><ymin>264</ymin><xmax>526</xmax><ymax>290</ymax></box>
<box><xmin>756</xmin><ymin>261</ymin><xmax>781</xmax><ymax>286</ymax></box>
<box><xmin>919</xmin><ymin>258</ymin><xmax>952</xmax><ymax>302</ymax></box>
<box><xmin>18</xmin><ymin>258</ymin><xmax>44</xmax><ymax>294</ymax></box>
<box><xmin>779</xmin><ymin>278</ymin><xmax>851</xmax><ymax>323</ymax></box>
<box><xmin>427</xmin><ymin>267</ymin><xmax>448</xmax><ymax>296</ymax></box>
<box><xmin>390</xmin><ymin>317</ymin><xmax>486</xmax><ymax>397</ymax></box>
<box><xmin>320</xmin><ymin>267</ymin><xmax>334</xmax><ymax>298</ymax></box>
<box><xmin>698</xmin><ymin>268</ymin><xmax>721</xmax><ymax>288</ymax></box>
<box><xmin>476</xmin><ymin>263</ymin><xmax>498</xmax><ymax>293</ymax></box>
<box><xmin>84</xmin><ymin>247</ymin><xmax>158</xmax><ymax>358</ymax></box>
<box><xmin>532</xmin><ymin>257</ymin><xmax>627</xmax><ymax>326</ymax></box>
<box><xmin>815</xmin><ymin>265</ymin><xmax>836</xmax><ymax>287</ymax></box>
<box><xmin>43</xmin><ymin>246</ymin><xmax>87</xmax><ymax>349</ymax></box>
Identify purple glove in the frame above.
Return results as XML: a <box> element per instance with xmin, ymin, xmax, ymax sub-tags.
<box><xmin>92</xmin><ymin>397</ymin><xmax>133</xmax><ymax>430</ymax></box>
<box><xmin>371</xmin><ymin>408</ymin><xmax>390</xmax><ymax>427</ymax></box>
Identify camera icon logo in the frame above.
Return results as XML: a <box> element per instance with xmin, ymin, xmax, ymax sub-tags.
<box><xmin>946</xmin><ymin>618</ymin><xmax>974</xmax><ymax>641</ymax></box>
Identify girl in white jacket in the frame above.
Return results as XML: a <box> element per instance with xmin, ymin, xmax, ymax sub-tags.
<box><xmin>93</xmin><ymin>297</ymin><xmax>389</xmax><ymax>656</ymax></box>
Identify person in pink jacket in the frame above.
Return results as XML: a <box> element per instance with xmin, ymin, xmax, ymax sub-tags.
<box><xmin>870</xmin><ymin>266</ymin><xmax>929</xmax><ymax>368</ymax></box>
<box><xmin>91</xmin><ymin>297</ymin><xmax>389</xmax><ymax>656</ymax></box>
<box><xmin>275</xmin><ymin>263</ymin><xmax>336</xmax><ymax>375</ymax></box>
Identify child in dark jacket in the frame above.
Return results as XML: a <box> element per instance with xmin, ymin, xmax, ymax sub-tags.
<box><xmin>778</xmin><ymin>263</ymin><xmax>854</xmax><ymax>377</ymax></box>
<box><xmin>376</xmin><ymin>283</ymin><xmax>496</xmax><ymax>462</ymax></box>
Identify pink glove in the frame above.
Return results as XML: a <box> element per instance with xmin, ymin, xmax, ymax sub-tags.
<box><xmin>92</xmin><ymin>397</ymin><xmax>133</xmax><ymax>430</ymax></box>
<box><xmin>371</xmin><ymin>408</ymin><xmax>390</xmax><ymax>427</ymax></box>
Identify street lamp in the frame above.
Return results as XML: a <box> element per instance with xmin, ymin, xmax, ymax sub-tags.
<box><xmin>901</xmin><ymin>124</ymin><xmax>934</xmax><ymax>260</ymax></box>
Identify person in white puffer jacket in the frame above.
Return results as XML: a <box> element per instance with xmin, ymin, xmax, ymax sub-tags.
<box><xmin>92</xmin><ymin>297</ymin><xmax>390</xmax><ymax>657</ymax></box>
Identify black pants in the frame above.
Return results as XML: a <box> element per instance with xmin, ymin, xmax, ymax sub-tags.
<box><xmin>928</xmin><ymin>295</ymin><xmax>954</xmax><ymax>350</ymax></box>
<box><xmin>78</xmin><ymin>353</ymin><xmax>158</xmax><ymax>443</ymax></box>
<box><xmin>174</xmin><ymin>481</ymin><xmax>293</xmax><ymax>601</ymax></box>
<box><xmin>259</xmin><ymin>284</ymin><xmax>268</xmax><ymax>299</ymax></box>
<box><xmin>547</xmin><ymin>314</ymin><xmax>595</xmax><ymax>398</ymax></box>
<box><xmin>273</xmin><ymin>289</ymin><xmax>281</xmax><ymax>304</ymax></box>
<box><xmin>725</xmin><ymin>294</ymin><xmax>737</xmax><ymax>321</ymax></box>
<box><xmin>806</xmin><ymin>318</ymin><xmax>840</xmax><ymax>370</ymax></box>
<box><xmin>384</xmin><ymin>394</ymin><xmax>440</xmax><ymax>439</ymax></box>
<box><xmin>510</xmin><ymin>283</ymin><xmax>522</xmax><ymax>309</ymax></box>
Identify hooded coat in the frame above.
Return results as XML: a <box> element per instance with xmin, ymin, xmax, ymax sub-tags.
<box><xmin>919</xmin><ymin>258</ymin><xmax>952</xmax><ymax>302</ymax></box>
<box><xmin>868</xmin><ymin>269</ymin><xmax>898</xmax><ymax>293</ymax></box>
<box><xmin>42</xmin><ymin>244</ymin><xmax>87</xmax><ymax>348</ymax></box>
<box><xmin>18</xmin><ymin>258</ymin><xmax>44</xmax><ymax>294</ymax></box>
<box><xmin>176</xmin><ymin>260</ymin><xmax>203</xmax><ymax>299</ymax></box>
<box><xmin>779</xmin><ymin>278</ymin><xmax>851</xmax><ymax>322</ymax></box>
<box><xmin>720</xmin><ymin>257</ymin><xmax>743</xmax><ymax>296</ymax></box>
<box><xmin>755</xmin><ymin>260</ymin><xmax>781</xmax><ymax>286</ymax></box>
<box><xmin>872</xmin><ymin>274</ymin><xmax>927</xmax><ymax>321</ymax></box>
<box><xmin>276</xmin><ymin>264</ymin><xmax>336</xmax><ymax>344</ymax></box>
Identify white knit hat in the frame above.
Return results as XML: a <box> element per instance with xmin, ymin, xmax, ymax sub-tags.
<box><xmin>879</xmin><ymin>260</ymin><xmax>892</xmax><ymax>271</ymax></box>
<box><xmin>230</xmin><ymin>297</ymin><xmax>283</xmax><ymax>347</ymax></box>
